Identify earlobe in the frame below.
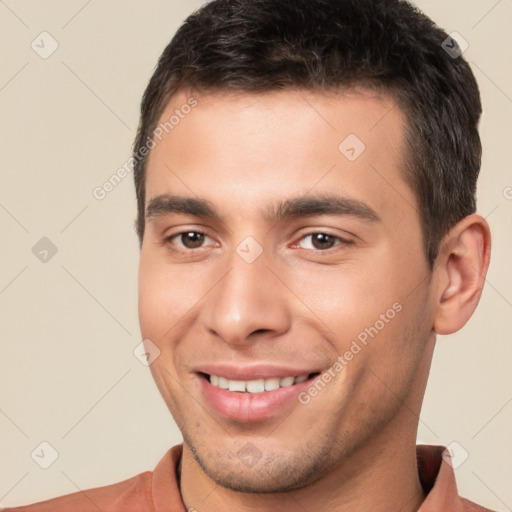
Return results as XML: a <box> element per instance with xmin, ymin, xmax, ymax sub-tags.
<box><xmin>433</xmin><ymin>214</ymin><xmax>491</xmax><ymax>335</ymax></box>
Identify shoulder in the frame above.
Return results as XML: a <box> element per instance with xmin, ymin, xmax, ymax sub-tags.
<box><xmin>0</xmin><ymin>471</ymin><xmax>153</xmax><ymax>512</ymax></box>
<box><xmin>461</xmin><ymin>497</ymin><xmax>497</xmax><ymax>512</ymax></box>
<box><xmin>416</xmin><ymin>445</ymin><xmax>496</xmax><ymax>512</ymax></box>
<box><xmin>1</xmin><ymin>446</ymin><xmax>183</xmax><ymax>512</ymax></box>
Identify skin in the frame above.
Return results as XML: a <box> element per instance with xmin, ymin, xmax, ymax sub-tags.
<box><xmin>138</xmin><ymin>89</ymin><xmax>491</xmax><ymax>512</ymax></box>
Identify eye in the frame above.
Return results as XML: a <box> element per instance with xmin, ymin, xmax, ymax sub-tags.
<box><xmin>295</xmin><ymin>232</ymin><xmax>348</xmax><ymax>251</ymax></box>
<box><xmin>166</xmin><ymin>230</ymin><xmax>216</xmax><ymax>250</ymax></box>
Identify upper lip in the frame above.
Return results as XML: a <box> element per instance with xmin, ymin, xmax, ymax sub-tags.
<box><xmin>195</xmin><ymin>363</ymin><xmax>321</xmax><ymax>381</ymax></box>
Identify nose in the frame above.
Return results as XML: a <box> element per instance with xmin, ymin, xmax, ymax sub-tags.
<box><xmin>199</xmin><ymin>247</ymin><xmax>291</xmax><ymax>347</ymax></box>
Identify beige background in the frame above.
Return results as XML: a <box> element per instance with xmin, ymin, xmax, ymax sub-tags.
<box><xmin>1</xmin><ymin>0</ymin><xmax>511</xmax><ymax>509</ymax></box>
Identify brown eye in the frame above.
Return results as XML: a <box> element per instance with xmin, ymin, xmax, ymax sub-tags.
<box><xmin>297</xmin><ymin>232</ymin><xmax>343</xmax><ymax>251</ymax></box>
<box><xmin>166</xmin><ymin>230</ymin><xmax>213</xmax><ymax>251</ymax></box>
<box><xmin>311</xmin><ymin>233</ymin><xmax>337</xmax><ymax>250</ymax></box>
<box><xmin>179</xmin><ymin>231</ymin><xmax>205</xmax><ymax>249</ymax></box>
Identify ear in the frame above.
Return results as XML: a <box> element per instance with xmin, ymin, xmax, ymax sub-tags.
<box><xmin>432</xmin><ymin>214</ymin><xmax>491</xmax><ymax>335</ymax></box>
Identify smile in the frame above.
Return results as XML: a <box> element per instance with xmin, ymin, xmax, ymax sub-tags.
<box><xmin>196</xmin><ymin>370</ymin><xmax>322</xmax><ymax>421</ymax></box>
<box><xmin>205</xmin><ymin>373</ymin><xmax>317</xmax><ymax>393</ymax></box>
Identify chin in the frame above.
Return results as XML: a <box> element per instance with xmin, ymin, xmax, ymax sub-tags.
<box><xmin>186</xmin><ymin>436</ymin><xmax>336</xmax><ymax>493</ymax></box>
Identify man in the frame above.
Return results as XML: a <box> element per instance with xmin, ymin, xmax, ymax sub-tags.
<box><xmin>4</xmin><ymin>0</ymin><xmax>493</xmax><ymax>510</ymax></box>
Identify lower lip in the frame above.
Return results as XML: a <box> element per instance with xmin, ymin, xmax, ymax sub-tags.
<box><xmin>198</xmin><ymin>375</ymin><xmax>315</xmax><ymax>422</ymax></box>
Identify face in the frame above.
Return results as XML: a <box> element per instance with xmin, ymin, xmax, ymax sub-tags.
<box><xmin>138</xmin><ymin>89</ymin><xmax>436</xmax><ymax>492</ymax></box>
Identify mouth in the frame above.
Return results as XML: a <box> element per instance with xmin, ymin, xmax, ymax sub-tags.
<box><xmin>199</xmin><ymin>372</ymin><xmax>321</xmax><ymax>393</ymax></box>
<box><xmin>195</xmin><ymin>369</ymin><xmax>322</xmax><ymax>422</ymax></box>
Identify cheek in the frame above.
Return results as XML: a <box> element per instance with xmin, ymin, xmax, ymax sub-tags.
<box><xmin>293</xmin><ymin>256</ymin><xmax>429</xmax><ymax>389</ymax></box>
<box><xmin>138</xmin><ymin>258</ymin><xmax>165</xmax><ymax>338</ymax></box>
<box><xmin>293</xmin><ymin>262</ymin><xmax>401</xmax><ymax>340</ymax></box>
<box><xmin>137</xmin><ymin>252</ymin><xmax>215</xmax><ymax>339</ymax></box>
<box><xmin>138</xmin><ymin>254</ymin><xmax>183</xmax><ymax>339</ymax></box>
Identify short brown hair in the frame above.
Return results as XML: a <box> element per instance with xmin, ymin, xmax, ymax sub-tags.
<box><xmin>132</xmin><ymin>0</ymin><xmax>482</xmax><ymax>266</ymax></box>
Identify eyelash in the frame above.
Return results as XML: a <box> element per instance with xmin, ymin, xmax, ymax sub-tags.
<box><xmin>164</xmin><ymin>230</ymin><xmax>351</xmax><ymax>253</ymax></box>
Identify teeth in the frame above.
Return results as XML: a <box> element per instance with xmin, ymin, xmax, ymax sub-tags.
<box><xmin>218</xmin><ymin>376</ymin><xmax>229</xmax><ymax>389</ymax></box>
<box><xmin>279</xmin><ymin>376</ymin><xmax>295</xmax><ymax>387</ymax></box>
<box><xmin>246</xmin><ymin>379</ymin><xmax>265</xmax><ymax>393</ymax></box>
<box><xmin>208</xmin><ymin>374</ymin><xmax>310</xmax><ymax>393</ymax></box>
<box><xmin>264</xmin><ymin>377</ymin><xmax>281</xmax><ymax>391</ymax></box>
<box><xmin>228</xmin><ymin>380</ymin><xmax>246</xmax><ymax>392</ymax></box>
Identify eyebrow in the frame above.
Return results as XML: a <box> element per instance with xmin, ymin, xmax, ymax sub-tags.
<box><xmin>146</xmin><ymin>193</ymin><xmax>380</xmax><ymax>223</ymax></box>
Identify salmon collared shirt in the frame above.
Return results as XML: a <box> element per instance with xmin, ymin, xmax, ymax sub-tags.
<box><xmin>2</xmin><ymin>444</ymin><xmax>494</xmax><ymax>512</ymax></box>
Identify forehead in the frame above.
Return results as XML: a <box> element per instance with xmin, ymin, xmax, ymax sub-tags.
<box><xmin>144</xmin><ymin>88</ymin><xmax>417</xmax><ymax>227</ymax></box>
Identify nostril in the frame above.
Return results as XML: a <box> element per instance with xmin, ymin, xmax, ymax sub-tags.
<box><xmin>252</xmin><ymin>328</ymin><xmax>270</xmax><ymax>336</ymax></box>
